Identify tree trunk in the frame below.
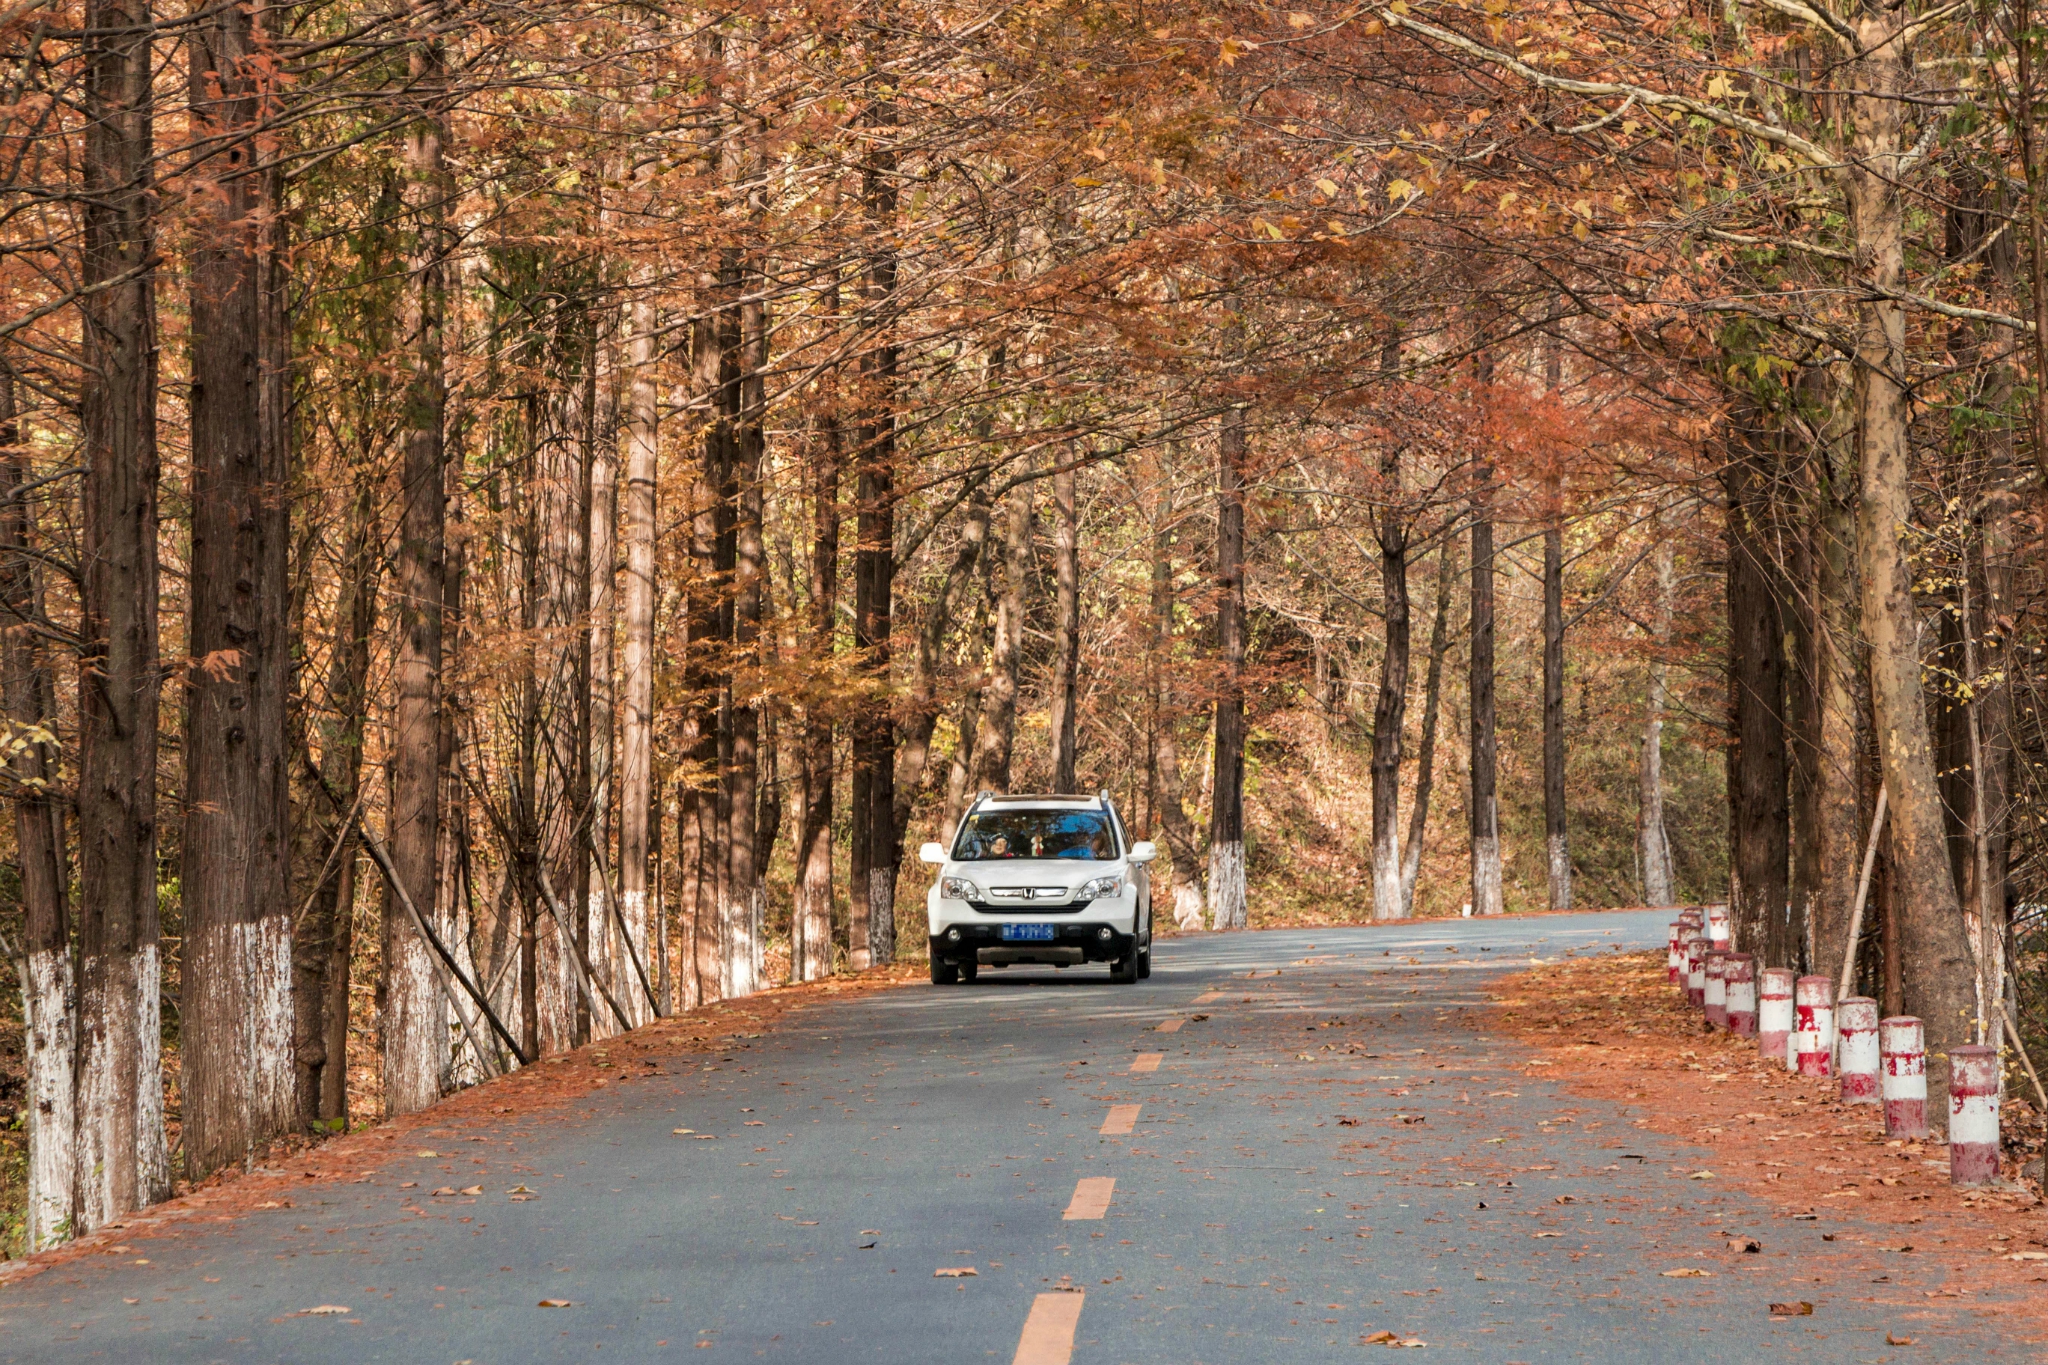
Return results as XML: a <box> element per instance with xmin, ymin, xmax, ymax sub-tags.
<box><xmin>1468</xmin><ymin>457</ymin><xmax>1503</xmax><ymax>916</ymax></box>
<box><xmin>1725</xmin><ymin>415</ymin><xmax>1790</xmax><ymax>962</ymax></box>
<box><xmin>1369</xmin><ymin>498</ymin><xmax>1409</xmax><ymax>922</ymax></box>
<box><xmin>1542</xmin><ymin>522</ymin><xmax>1570</xmax><ymax>910</ymax></box>
<box><xmin>181</xmin><ymin>0</ymin><xmax>295</xmax><ymax>1175</ymax></box>
<box><xmin>1150</xmin><ymin>484</ymin><xmax>1206</xmax><ymax>930</ymax></box>
<box><xmin>971</xmin><ymin>487</ymin><xmax>1030</xmax><ymax>793</ymax></box>
<box><xmin>1638</xmin><ymin>533</ymin><xmax>1676</xmax><ymax>907</ymax></box>
<box><xmin>850</xmin><ymin>124</ymin><xmax>899</xmax><ymax>969</ymax></box>
<box><xmin>2</xmin><ymin>368</ymin><xmax>74</xmax><ymax>1247</ymax></box>
<box><xmin>515</xmin><ymin>459</ymin><xmax>541</xmax><ymax>1059</ymax></box>
<box><xmin>1399</xmin><ymin>540</ymin><xmax>1456</xmax><ymax>918</ymax></box>
<box><xmin>73</xmin><ymin>0</ymin><xmax>169</xmax><ymax>1227</ymax></box>
<box><xmin>588</xmin><ymin>331</ymin><xmax>619</xmax><ymax>1017</ymax></box>
<box><xmin>794</xmin><ymin>409</ymin><xmax>840</xmax><ymax>983</ymax></box>
<box><xmin>384</xmin><ymin>39</ymin><xmax>449</xmax><ymax>1111</ymax></box>
<box><xmin>296</xmin><ymin>473</ymin><xmax>378</xmax><ymax>1127</ymax></box>
<box><xmin>1809</xmin><ymin>406</ymin><xmax>1866</xmax><ymax>988</ymax></box>
<box><xmin>892</xmin><ymin>494</ymin><xmax>990</xmax><ymax>850</ymax></box>
<box><xmin>1786</xmin><ymin>473</ymin><xmax>1823</xmax><ymax>963</ymax></box>
<box><xmin>726</xmin><ymin>259</ymin><xmax>767</xmax><ymax>999</ymax></box>
<box><xmin>681</xmin><ymin>267</ymin><xmax>730</xmax><ymax>1009</ymax></box>
<box><xmin>1208</xmin><ymin>405</ymin><xmax>1249</xmax><ymax>931</ymax></box>
<box><xmin>1846</xmin><ymin>23</ymin><xmax>1977</xmax><ymax>1105</ymax></box>
<box><xmin>1050</xmin><ymin>455</ymin><xmax>1080</xmax><ymax>792</ymax></box>
<box><xmin>616</xmin><ymin>278</ymin><xmax>659</xmax><ymax>1016</ymax></box>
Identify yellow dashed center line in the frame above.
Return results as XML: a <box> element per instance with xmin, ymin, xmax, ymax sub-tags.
<box><xmin>1099</xmin><ymin>1105</ymin><xmax>1140</xmax><ymax>1136</ymax></box>
<box><xmin>1011</xmin><ymin>1291</ymin><xmax>1085</xmax><ymax>1364</ymax></box>
<box><xmin>1062</xmin><ymin>1176</ymin><xmax>1115</xmax><ymax>1220</ymax></box>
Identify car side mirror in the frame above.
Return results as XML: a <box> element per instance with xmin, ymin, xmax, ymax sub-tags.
<box><xmin>919</xmin><ymin>842</ymin><xmax>948</xmax><ymax>865</ymax></box>
<box><xmin>1127</xmin><ymin>841</ymin><xmax>1158</xmax><ymax>865</ymax></box>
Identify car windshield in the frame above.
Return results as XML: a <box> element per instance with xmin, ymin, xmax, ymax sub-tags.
<box><xmin>953</xmin><ymin>809</ymin><xmax>1116</xmax><ymax>861</ymax></box>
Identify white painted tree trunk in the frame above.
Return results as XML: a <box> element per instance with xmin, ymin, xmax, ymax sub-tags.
<box><xmin>1208</xmin><ymin>841</ymin><xmax>1247</xmax><ymax>931</ymax></box>
<box><xmin>21</xmin><ymin>945</ymin><xmax>76</xmax><ymax>1248</ymax></box>
<box><xmin>73</xmin><ymin>943</ymin><xmax>168</xmax><ymax>1231</ymax></box>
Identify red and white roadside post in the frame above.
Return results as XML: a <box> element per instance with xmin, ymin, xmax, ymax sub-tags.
<box><xmin>1758</xmin><ymin>967</ymin><xmax>1796</xmax><ymax>1065</ymax></box>
<box><xmin>1705</xmin><ymin>903</ymin><xmax>1731</xmax><ymax>947</ymax></box>
<box><xmin>1666</xmin><ymin>922</ymin><xmax>1686</xmax><ymax>985</ymax></box>
<box><xmin>1792</xmin><ymin>975</ymin><xmax>1834</xmax><ymax>1078</ymax></box>
<box><xmin>1684</xmin><ymin>934</ymin><xmax>1709</xmax><ymax>1009</ymax></box>
<box><xmin>1948</xmin><ymin>1044</ymin><xmax>2000</xmax><ymax>1186</ymax></box>
<box><xmin>1703</xmin><ymin>950</ymin><xmax>1730</xmax><ymax>1030</ymax></box>
<box><xmin>1879</xmin><ymin>1016</ymin><xmax>1928</xmax><ymax>1139</ymax></box>
<box><xmin>1835</xmin><ymin>997</ymin><xmax>1879</xmax><ymax>1104</ymax></box>
<box><xmin>1723</xmin><ymin>954</ymin><xmax>1756</xmax><ymax>1036</ymax></box>
<box><xmin>1675</xmin><ymin>914</ymin><xmax>1702</xmax><ymax>995</ymax></box>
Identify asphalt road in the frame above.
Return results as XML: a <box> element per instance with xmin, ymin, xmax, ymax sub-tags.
<box><xmin>0</xmin><ymin>909</ymin><xmax>2020</xmax><ymax>1362</ymax></box>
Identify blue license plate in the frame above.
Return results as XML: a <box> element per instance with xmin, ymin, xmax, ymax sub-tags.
<box><xmin>1000</xmin><ymin>923</ymin><xmax>1057</xmax><ymax>942</ymax></box>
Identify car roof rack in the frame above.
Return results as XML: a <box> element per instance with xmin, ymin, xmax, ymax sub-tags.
<box><xmin>984</xmin><ymin>792</ymin><xmax>1096</xmax><ymax>804</ymax></box>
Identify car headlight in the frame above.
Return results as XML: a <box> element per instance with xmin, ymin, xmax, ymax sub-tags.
<box><xmin>1075</xmin><ymin>874</ymin><xmax>1122</xmax><ymax>901</ymax></box>
<box><xmin>942</xmin><ymin>876</ymin><xmax>979</xmax><ymax>901</ymax></box>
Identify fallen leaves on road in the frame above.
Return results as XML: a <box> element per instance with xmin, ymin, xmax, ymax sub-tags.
<box><xmin>303</xmin><ymin>1304</ymin><xmax>351</xmax><ymax>1315</ymax></box>
<box><xmin>672</xmin><ymin>1128</ymin><xmax>695</xmax><ymax>1135</ymax></box>
<box><xmin>1728</xmin><ymin>1238</ymin><xmax>1762</xmax><ymax>1253</ymax></box>
<box><xmin>1338</xmin><ymin>1117</ymin><xmax>1361</xmax><ymax>1127</ymax></box>
<box><xmin>537</xmin><ymin>1299</ymin><xmax>574</xmax><ymax>1308</ymax></box>
<box><xmin>934</xmin><ymin>1267</ymin><xmax>977</xmax><ymax>1277</ymax></box>
<box><xmin>460</xmin><ymin>1185</ymin><xmax>483</xmax><ymax>1196</ymax></box>
<box><xmin>1661</xmin><ymin>1268</ymin><xmax>1712</xmax><ymax>1278</ymax></box>
<box><xmin>1360</xmin><ymin>1329</ymin><xmax>1426</xmax><ymax>1347</ymax></box>
<box><xmin>1888</xmin><ymin>1333</ymin><xmax>1916</xmax><ymax>1345</ymax></box>
<box><xmin>1768</xmin><ymin>1301</ymin><xmax>1814</xmax><ymax>1317</ymax></box>
<box><xmin>1687</xmin><ymin>1171</ymin><xmax>1715</xmax><ymax>1180</ymax></box>
<box><xmin>1531</xmin><ymin>1232</ymin><xmax>1562</xmax><ymax>1239</ymax></box>
<box><xmin>2007</xmin><ymin>1251</ymin><xmax>2048</xmax><ymax>1261</ymax></box>
<box><xmin>417</xmin><ymin>1150</ymin><xmax>439</xmax><ymax>1158</ymax></box>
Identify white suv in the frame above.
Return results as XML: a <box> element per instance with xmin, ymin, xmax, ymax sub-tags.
<box><xmin>921</xmin><ymin>792</ymin><xmax>1156</xmax><ymax>985</ymax></box>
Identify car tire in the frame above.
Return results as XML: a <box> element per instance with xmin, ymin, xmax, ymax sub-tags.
<box><xmin>1137</xmin><ymin>949</ymin><xmax>1151</xmax><ymax>980</ymax></box>
<box><xmin>959</xmin><ymin>958</ymin><xmax>979</xmax><ymax>983</ymax></box>
<box><xmin>1110</xmin><ymin>954</ymin><xmax>1139</xmax><ymax>984</ymax></box>
<box><xmin>931</xmin><ymin>957</ymin><xmax>959</xmax><ymax>985</ymax></box>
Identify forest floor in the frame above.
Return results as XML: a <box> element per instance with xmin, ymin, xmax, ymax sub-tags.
<box><xmin>1489</xmin><ymin>948</ymin><xmax>2048</xmax><ymax>1349</ymax></box>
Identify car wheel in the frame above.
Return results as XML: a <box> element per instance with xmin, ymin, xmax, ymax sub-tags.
<box><xmin>1137</xmin><ymin>949</ymin><xmax>1151</xmax><ymax>980</ymax></box>
<box><xmin>930</xmin><ymin>957</ymin><xmax>959</xmax><ymax>985</ymax></box>
<box><xmin>959</xmin><ymin>958</ymin><xmax>979</xmax><ymax>983</ymax></box>
<box><xmin>1110</xmin><ymin>954</ymin><xmax>1138</xmax><ymax>984</ymax></box>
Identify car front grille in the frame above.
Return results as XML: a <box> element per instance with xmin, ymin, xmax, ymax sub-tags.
<box><xmin>967</xmin><ymin>900</ymin><xmax>1087</xmax><ymax>915</ymax></box>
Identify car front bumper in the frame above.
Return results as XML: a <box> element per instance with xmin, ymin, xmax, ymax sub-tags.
<box><xmin>928</xmin><ymin>923</ymin><xmax>1139</xmax><ymax>966</ymax></box>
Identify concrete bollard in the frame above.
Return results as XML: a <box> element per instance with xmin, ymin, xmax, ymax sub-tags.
<box><xmin>1666</xmin><ymin>921</ymin><xmax>1686</xmax><ymax>985</ymax></box>
<box><xmin>1792</xmin><ymin>975</ymin><xmax>1834</xmax><ymax>1077</ymax></box>
<box><xmin>1948</xmin><ymin>1044</ymin><xmax>2001</xmax><ymax>1186</ymax></box>
<box><xmin>1836</xmin><ymin>997</ymin><xmax>1879</xmax><ymax>1104</ymax></box>
<box><xmin>1703</xmin><ymin>950</ymin><xmax>1729</xmax><ymax>1030</ymax></box>
<box><xmin>1705</xmin><ymin>903</ymin><xmax>1731</xmax><ymax>946</ymax></box>
<box><xmin>1684</xmin><ymin>934</ymin><xmax>1709</xmax><ymax>1008</ymax></box>
<box><xmin>1675</xmin><ymin>916</ymin><xmax>1702</xmax><ymax>994</ymax></box>
<box><xmin>1723</xmin><ymin>954</ymin><xmax>1756</xmax><ymax>1036</ymax></box>
<box><xmin>1879</xmin><ymin>1016</ymin><xmax>1928</xmax><ymax>1139</ymax></box>
<box><xmin>1758</xmin><ymin>967</ymin><xmax>1795</xmax><ymax>1063</ymax></box>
